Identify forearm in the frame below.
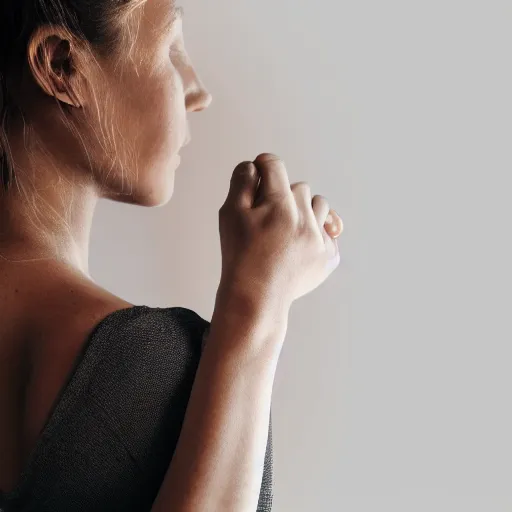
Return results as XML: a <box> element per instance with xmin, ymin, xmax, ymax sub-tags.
<box><xmin>151</xmin><ymin>289</ymin><xmax>288</xmax><ymax>512</ymax></box>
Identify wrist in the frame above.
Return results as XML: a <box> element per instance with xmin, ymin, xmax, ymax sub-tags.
<box><xmin>216</xmin><ymin>276</ymin><xmax>291</xmax><ymax>326</ymax></box>
<box><xmin>209</xmin><ymin>280</ymin><xmax>290</xmax><ymax>363</ymax></box>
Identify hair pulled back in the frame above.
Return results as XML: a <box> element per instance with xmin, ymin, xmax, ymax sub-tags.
<box><xmin>0</xmin><ymin>0</ymin><xmax>144</xmax><ymax>190</ymax></box>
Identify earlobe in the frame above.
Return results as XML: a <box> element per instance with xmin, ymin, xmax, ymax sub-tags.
<box><xmin>28</xmin><ymin>25</ymin><xmax>83</xmax><ymax>108</ymax></box>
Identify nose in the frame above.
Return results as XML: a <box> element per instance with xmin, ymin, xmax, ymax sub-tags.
<box><xmin>183</xmin><ymin>60</ymin><xmax>212</xmax><ymax>112</ymax></box>
<box><xmin>186</xmin><ymin>85</ymin><xmax>212</xmax><ymax>113</ymax></box>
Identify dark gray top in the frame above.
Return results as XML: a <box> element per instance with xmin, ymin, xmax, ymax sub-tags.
<box><xmin>0</xmin><ymin>306</ymin><xmax>273</xmax><ymax>511</ymax></box>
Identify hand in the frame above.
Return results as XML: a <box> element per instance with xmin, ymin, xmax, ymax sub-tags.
<box><xmin>218</xmin><ymin>153</ymin><xmax>343</xmax><ymax>307</ymax></box>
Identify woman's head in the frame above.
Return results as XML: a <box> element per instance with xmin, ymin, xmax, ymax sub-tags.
<box><xmin>0</xmin><ymin>0</ymin><xmax>211</xmax><ymax>206</ymax></box>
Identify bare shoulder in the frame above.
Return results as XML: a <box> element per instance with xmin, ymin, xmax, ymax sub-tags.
<box><xmin>27</xmin><ymin>263</ymin><xmax>134</xmax><ymax>342</ymax></box>
<box><xmin>24</xmin><ymin>260</ymin><xmax>133</xmax><ymax>433</ymax></box>
<box><xmin>21</xmin><ymin>259</ymin><xmax>134</xmax><ymax>395</ymax></box>
<box><xmin>0</xmin><ymin>259</ymin><xmax>134</xmax><ymax>493</ymax></box>
<box><xmin>0</xmin><ymin>257</ymin><xmax>133</xmax><ymax>352</ymax></box>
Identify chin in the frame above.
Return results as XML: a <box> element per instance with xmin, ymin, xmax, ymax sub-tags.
<box><xmin>137</xmin><ymin>174</ymin><xmax>176</xmax><ymax>207</ymax></box>
<box><xmin>101</xmin><ymin>154</ymin><xmax>180</xmax><ymax>206</ymax></box>
<box><xmin>105</xmin><ymin>170</ymin><xmax>176</xmax><ymax>207</ymax></box>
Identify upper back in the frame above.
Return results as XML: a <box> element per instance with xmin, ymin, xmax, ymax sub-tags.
<box><xmin>0</xmin><ymin>263</ymin><xmax>272</xmax><ymax>512</ymax></box>
<box><xmin>0</xmin><ymin>258</ymin><xmax>132</xmax><ymax>494</ymax></box>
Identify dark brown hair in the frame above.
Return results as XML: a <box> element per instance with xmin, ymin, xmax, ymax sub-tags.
<box><xmin>0</xmin><ymin>0</ymin><xmax>144</xmax><ymax>191</ymax></box>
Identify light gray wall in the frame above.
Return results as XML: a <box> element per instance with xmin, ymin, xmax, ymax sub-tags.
<box><xmin>91</xmin><ymin>1</ymin><xmax>512</xmax><ymax>510</ymax></box>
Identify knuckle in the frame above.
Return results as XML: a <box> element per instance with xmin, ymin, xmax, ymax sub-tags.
<box><xmin>268</xmin><ymin>200</ymin><xmax>295</xmax><ymax>225</ymax></box>
<box><xmin>232</xmin><ymin>161</ymin><xmax>253</xmax><ymax>176</ymax></box>
<box><xmin>312</xmin><ymin>194</ymin><xmax>329</xmax><ymax>206</ymax></box>
<box><xmin>312</xmin><ymin>196</ymin><xmax>330</xmax><ymax>213</ymax></box>
<box><xmin>266</xmin><ymin>189</ymin><xmax>288</xmax><ymax>202</ymax></box>
<box><xmin>254</xmin><ymin>153</ymin><xmax>283</xmax><ymax>166</ymax></box>
<box><xmin>281</xmin><ymin>202</ymin><xmax>299</xmax><ymax>225</ymax></box>
<box><xmin>291</xmin><ymin>181</ymin><xmax>311</xmax><ymax>192</ymax></box>
<box><xmin>218</xmin><ymin>204</ymin><xmax>230</xmax><ymax>216</ymax></box>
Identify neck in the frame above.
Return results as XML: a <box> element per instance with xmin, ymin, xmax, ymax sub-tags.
<box><xmin>0</xmin><ymin>137</ymin><xmax>99</xmax><ymax>278</ymax></box>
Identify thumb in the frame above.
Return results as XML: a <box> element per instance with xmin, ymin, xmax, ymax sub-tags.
<box><xmin>227</xmin><ymin>161</ymin><xmax>260</xmax><ymax>209</ymax></box>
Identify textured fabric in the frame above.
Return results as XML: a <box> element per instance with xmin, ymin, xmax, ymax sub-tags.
<box><xmin>0</xmin><ymin>306</ymin><xmax>273</xmax><ymax>511</ymax></box>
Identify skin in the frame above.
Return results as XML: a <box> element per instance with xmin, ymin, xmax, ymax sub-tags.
<box><xmin>0</xmin><ymin>0</ymin><xmax>342</xmax><ymax>497</ymax></box>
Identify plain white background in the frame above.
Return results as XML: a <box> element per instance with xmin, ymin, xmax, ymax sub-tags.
<box><xmin>90</xmin><ymin>1</ymin><xmax>512</xmax><ymax>510</ymax></box>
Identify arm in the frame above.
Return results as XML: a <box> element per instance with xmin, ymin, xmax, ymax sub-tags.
<box><xmin>151</xmin><ymin>285</ymin><xmax>289</xmax><ymax>512</ymax></box>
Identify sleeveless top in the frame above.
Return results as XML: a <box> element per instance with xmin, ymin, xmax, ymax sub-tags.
<box><xmin>0</xmin><ymin>306</ymin><xmax>273</xmax><ymax>511</ymax></box>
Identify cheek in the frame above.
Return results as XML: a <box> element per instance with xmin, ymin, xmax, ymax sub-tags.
<box><xmin>111</xmin><ymin>65</ymin><xmax>185</xmax><ymax>167</ymax></box>
<box><xmin>87</xmin><ymin>61</ymin><xmax>186</xmax><ymax>182</ymax></box>
<box><xmin>141</xmin><ymin>69</ymin><xmax>186</xmax><ymax>164</ymax></box>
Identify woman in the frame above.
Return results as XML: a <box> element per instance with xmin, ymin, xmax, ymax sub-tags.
<box><xmin>0</xmin><ymin>0</ymin><xmax>343</xmax><ymax>510</ymax></box>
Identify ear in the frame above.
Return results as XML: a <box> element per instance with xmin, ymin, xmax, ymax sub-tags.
<box><xmin>27</xmin><ymin>25</ymin><xmax>84</xmax><ymax>108</ymax></box>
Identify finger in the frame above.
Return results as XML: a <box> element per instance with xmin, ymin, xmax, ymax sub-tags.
<box><xmin>311</xmin><ymin>195</ymin><xmax>331</xmax><ymax>228</ymax></box>
<box><xmin>291</xmin><ymin>182</ymin><xmax>315</xmax><ymax>223</ymax></box>
<box><xmin>325</xmin><ymin>210</ymin><xmax>344</xmax><ymax>239</ymax></box>
<box><xmin>253</xmin><ymin>153</ymin><xmax>291</xmax><ymax>200</ymax></box>
<box><xmin>227</xmin><ymin>161</ymin><xmax>259</xmax><ymax>209</ymax></box>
